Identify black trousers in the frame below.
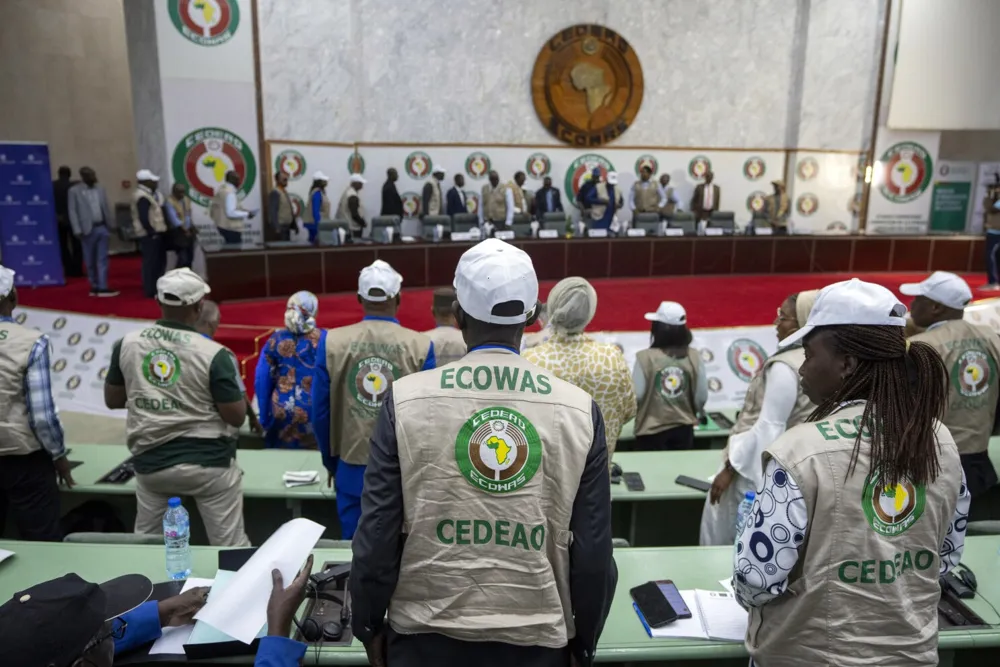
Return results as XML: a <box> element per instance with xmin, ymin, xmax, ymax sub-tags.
<box><xmin>58</xmin><ymin>220</ymin><xmax>84</xmax><ymax>276</ymax></box>
<box><xmin>386</xmin><ymin>627</ymin><xmax>570</xmax><ymax>667</ymax></box>
<box><xmin>635</xmin><ymin>424</ymin><xmax>695</xmax><ymax>451</ymax></box>
<box><xmin>140</xmin><ymin>234</ymin><xmax>166</xmax><ymax>298</ymax></box>
<box><xmin>0</xmin><ymin>450</ymin><xmax>63</xmax><ymax>541</ymax></box>
<box><xmin>772</xmin><ymin>226</ymin><xmax>789</xmax><ymax>236</ymax></box>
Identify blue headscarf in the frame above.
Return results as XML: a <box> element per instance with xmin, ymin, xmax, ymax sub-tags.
<box><xmin>284</xmin><ymin>291</ymin><xmax>318</xmax><ymax>335</ymax></box>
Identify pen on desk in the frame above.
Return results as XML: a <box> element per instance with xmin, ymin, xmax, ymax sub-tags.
<box><xmin>633</xmin><ymin>602</ymin><xmax>653</xmax><ymax>637</ymax></box>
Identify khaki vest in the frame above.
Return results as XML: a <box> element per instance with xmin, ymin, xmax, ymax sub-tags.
<box><xmin>424</xmin><ymin>326</ymin><xmax>467</xmax><ymax>366</ymax></box>
<box><xmin>910</xmin><ymin>320</ymin><xmax>1000</xmax><ymax>455</ymax></box>
<box><xmin>274</xmin><ymin>187</ymin><xmax>294</xmax><ymax>227</ymax></box>
<box><xmin>336</xmin><ymin>187</ymin><xmax>366</xmax><ymax>231</ymax></box>
<box><xmin>425</xmin><ymin>179</ymin><xmax>443</xmax><ymax>216</ymax></box>
<box><xmin>750</xmin><ymin>402</ymin><xmax>962</xmax><ymax>667</ymax></box>
<box><xmin>117</xmin><ymin>323</ymin><xmax>239</xmax><ymax>455</ymax></box>
<box><xmin>166</xmin><ymin>195</ymin><xmax>191</xmax><ymax>227</ymax></box>
<box><xmin>632</xmin><ymin>181</ymin><xmax>659</xmax><ymax>213</ymax></box>
<box><xmin>589</xmin><ymin>182</ymin><xmax>622</xmax><ymax>221</ymax></box>
<box><xmin>765</xmin><ymin>193</ymin><xmax>790</xmax><ymax>227</ymax></box>
<box><xmin>130</xmin><ymin>188</ymin><xmax>167</xmax><ymax>237</ymax></box>
<box><xmin>507</xmin><ymin>182</ymin><xmax>525</xmax><ymax>214</ymax></box>
<box><xmin>0</xmin><ymin>322</ymin><xmax>44</xmax><ymax>456</ymax></box>
<box><xmin>984</xmin><ymin>196</ymin><xmax>1000</xmax><ymax>231</ymax></box>
<box><xmin>209</xmin><ymin>182</ymin><xmax>244</xmax><ymax>231</ymax></box>
<box><xmin>634</xmin><ymin>347</ymin><xmax>701</xmax><ymax>436</ymax></box>
<box><xmin>304</xmin><ymin>188</ymin><xmax>331</xmax><ymax>223</ymax></box>
<box><xmin>658</xmin><ymin>186</ymin><xmax>676</xmax><ymax>217</ymax></box>
<box><xmin>730</xmin><ymin>347</ymin><xmax>814</xmax><ymax>436</ymax></box>
<box><xmin>482</xmin><ymin>184</ymin><xmax>506</xmax><ymax>222</ymax></box>
<box><xmin>324</xmin><ymin>320</ymin><xmax>430</xmax><ymax>464</ymax></box>
<box><xmin>387</xmin><ymin>348</ymin><xmax>593</xmax><ymax>648</ymax></box>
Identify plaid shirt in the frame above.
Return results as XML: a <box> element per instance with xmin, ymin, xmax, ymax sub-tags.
<box><xmin>0</xmin><ymin>316</ymin><xmax>65</xmax><ymax>459</ymax></box>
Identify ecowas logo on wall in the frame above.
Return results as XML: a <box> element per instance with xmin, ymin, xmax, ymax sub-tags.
<box><xmin>878</xmin><ymin>141</ymin><xmax>933</xmax><ymax>203</ymax></box>
<box><xmin>564</xmin><ymin>154</ymin><xmax>614</xmax><ymax>208</ymax></box>
<box><xmin>172</xmin><ymin>127</ymin><xmax>256</xmax><ymax>207</ymax></box>
<box><xmin>464</xmin><ymin>152</ymin><xmax>491</xmax><ymax>180</ymax></box>
<box><xmin>727</xmin><ymin>339</ymin><xmax>768</xmax><ymax>382</ymax></box>
<box><xmin>456</xmin><ymin>407</ymin><xmax>541</xmax><ymax>494</ymax></box>
<box><xmin>526</xmin><ymin>153</ymin><xmax>551</xmax><ymax>179</ymax></box>
<box><xmin>274</xmin><ymin>150</ymin><xmax>306</xmax><ymax>181</ymax></box>
<box><xmin>168</xmin><ymin>0</ymin><xmax>240</xmax><ymax>47</ymax></box>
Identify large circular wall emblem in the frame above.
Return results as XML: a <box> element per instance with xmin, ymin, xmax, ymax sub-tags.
<box><xmin>878</xmin><ymin>142</ymin><xmax>933</xmax><ymax>203</ymax></box>
<box><xmin>275</xmin><ymin>150</ymin><xmax>306</xmax><ymax>181</ymax></box>
<box><xmin>531</xmin><ymin>25</ymin><xmax>644</xmax><ymax>146</ymax></box>
<box><xmin>171</xmin><ymin>127</ymin><xmax>256</xmax><ymax>207</ymax></box>
<box><xmin>168</xmin><ymin>0</ymin><xmax>240</xmax><ymax>47</ymax></box>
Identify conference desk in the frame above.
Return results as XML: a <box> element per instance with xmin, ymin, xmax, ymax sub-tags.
<box><xmin>616</xmin><ymin>409</ymin><xmax>736</xmax><ymax>450</ymax></box>
<box><xmin>204</xmin><ymin>235</ymin><xmax>986</xmax><ymax>301</ymax></box>
<box><xmin>1</xmin><ymin>538</ymin><xmax>997</xmax><ymax>666</ymax></box>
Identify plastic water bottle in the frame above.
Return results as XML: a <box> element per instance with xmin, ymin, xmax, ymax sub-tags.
<box><xmin>163</xmin><ymin>497</ymin><xmax>192</xmax><ymax>580</ymax></box>
<box><xmin>734</xmin><ymin>491</ymin><xmax>756</xmax><ymax>545</ymax></box>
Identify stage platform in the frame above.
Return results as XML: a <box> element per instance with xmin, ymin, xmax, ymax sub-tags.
<box><xmin>204</xmin><ymin>234</ymin><xmax>985</xmax><ymax>301</ymax></box>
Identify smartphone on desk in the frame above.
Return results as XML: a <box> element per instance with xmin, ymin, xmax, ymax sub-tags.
<box><xmin>655</xmin><ymin>580</ymin><xmax>692</xmax><ymax>619</ymax></box>
<box><xmin>630</xmin><ymin>581</ymin><xmax>677</xmax><ymax>628</ymax></box>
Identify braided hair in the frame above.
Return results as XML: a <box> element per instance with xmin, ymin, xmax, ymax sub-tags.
<box><xmin>808</xmin><ymin>324</ymin><xmax>947</xmax><ymax>486</ymax></box>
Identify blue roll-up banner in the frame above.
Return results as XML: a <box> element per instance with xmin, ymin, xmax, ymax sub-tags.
<box><xmin>0</xmin><ymin>142</ymin><xmax>65</xmax><ymax>287</ymax></box>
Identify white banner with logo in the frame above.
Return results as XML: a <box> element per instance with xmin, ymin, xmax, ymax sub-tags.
<box><xmin>866</xmin><ymin>128</ymin><xmax>941</xmax><ymax>235</ymax></box>
<box><xmin>969</xmin><ymin>162</ymin><xmax>1000</xmax><ymax>235</ymax></box>
<box><xmin>786</xmin><ymin>151</ymin><xmax>864</xmax><ymax>234</ymax></box>
<box><xmin>153</xmin><ymin>0</ymin><xmax>262</xmax><ymax>249</ymax></box>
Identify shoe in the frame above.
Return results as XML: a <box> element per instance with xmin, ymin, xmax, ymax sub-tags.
<box><xmin>96</xmin><ymin>288</ymin><xmax>120</xmax><ymax>297</ymax></box>
<box><xmin>89</xmin><ymin>289</ymin><xmax>98</xmax><ymax>297</ymax></box>
<box><xmin>979</xmin><ymin>284</ymin><xmax>1000</xmax><ymax>292</ymax></box>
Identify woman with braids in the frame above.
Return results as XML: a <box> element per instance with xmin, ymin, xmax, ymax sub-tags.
<box><xmin>733</xmin><ymin>279</ymin><xmax>970</xmax><ymax>667</ymax></box>
<box><xmin>699</xmin><ymin>289</ymin><xmax>819</xmax><ymax>545</ymax></box>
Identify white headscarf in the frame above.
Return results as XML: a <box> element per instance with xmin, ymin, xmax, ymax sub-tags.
<box><xmin>546</xmin><ymin>277</ymin><xmax>598</xmax><ymax>335</ymax></box>
<box><xmin>284</xmin><ymin>291</ymin><xmax>318</xmax><ymax>335</ymax></box>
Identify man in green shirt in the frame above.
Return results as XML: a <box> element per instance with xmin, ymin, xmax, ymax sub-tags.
<box><xmin>104</xmin><ymin>268</ymin><xmax>250</xmax><ymax>546</ymax></box>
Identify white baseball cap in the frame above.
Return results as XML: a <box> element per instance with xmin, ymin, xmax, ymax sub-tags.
<box><xmin>433</xmin><ymin>166</ymin><xmax>446</xmax><ymax>175</ymax></box>
<box><xmin>607</xmin><ymin>171</ymin><xmax>619</xmax><ymax>185</ymax></box>
<box><xmin>899</xmin><ymin>271</ymin><xmax>972</xmax><ymax>310</ymax></box>
<box><xmin>644</xmin><ymin>301</ymin><xmax>687</xmax><ymax>326</ymax></box>
<box><xmin>313</xmin><ymin>171</ymin><xmax>330</xmax><ymax>181</ymax></box>
<box><xmin>779</xmin><ymin>278</ymin><xmax>907</xmax><ymax>348</ymax></box>
<box><xmin>454</xmin><ymin>239</ymin><xmax>538</xmax><ymax>325</ymax></box>
<box><xmin>358</xmin><ymin>260</ymin><xmax>402</xmax><ymax>301</ymax></box>
<box><xmin>0</xmin><ymin>265</ymin><xmax>15</xmax><ymax>298</ymax></box>
<box><xmin>157</xmin><ymin>268</ymin><xmax>210</xmax><ymax>306</ymax></box>
<box><xmin>136</xmin><ymin>169</ymin><xmax>159</xmax><ymax>182</ymax></box>
<box><xmin>349</xmin><ymin>173</ymin><xmax>366</xmax><ymax>184</ymax></box>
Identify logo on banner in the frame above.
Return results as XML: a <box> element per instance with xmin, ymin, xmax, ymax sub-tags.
<box><xmin>98</xmin><ymin>367</ymin><xmax>109</xmax><ymax>381</ymax></box>
<box><xmin>353</xmin><ymin>356</ymin><xmax>397</xmax><ymax>409</ymax></box>
<box><xmin>67</xmin><ymin>333</ymin><xmax>82</xmax><ymax>347</ymax></box>
<box><xmin>33</xmin><ymin>234</ymin><xmax>52</xmax><ymax>246</ymax></box>
<box><xmin>656</xmin><ymin>367</ymin><xmax>686</xmax><ymax>400</ymax></box>
<box><xmin>743</xmin><ymin>157</ymin><xmax>766</xmax><ymax>181</ymax></box>
<box><xmin>347</xmin><ymin>152</ymin><xmax>365</xmax><ymax>175</ymax></box>
<box><xmin>699</xmin><ymin>349</ymin><xmax>714</xmax><ymax>363</ymax></box>
<box><xmin>288</xmin><ymin>193</ymin><xmax>304</xmax><ymax>218</ymax></box>
<box><xmin>878</xmin><ymin>141</ymin><xmax>933</xmax><ymax>203</ymax></box>
<box><xmin>526</xmin><ymin>153</ymin><xmax>551</xmax><ymax>179</ymax></box>
<box><xmin>456</xmin><ymin>407</ymin><xmax>541</xmax><ymax>494</ymax></box>
<box><xmin>564</xmin><ymin>154</ymin><xmax>614</xmax><ymax>208</ymax></box>
<box><xmin>635</xmin><ymin>155</ymin><xmax>658</xmax><ymax>177</ymax></box>
<box><xmin>0</xmin><ymin>154</ymin><xmax>13</xmax><ymax>165</ymax></box>
<box><xmin>95</xmin><ymin>322</ymin><xmax>110</xmax><ymax>336</ymax></box>
<box><xmin>464</xmin><ymin>192</ymin><xmax>480</xmax><ymax>215</ymax></box>
<box><xmin>274</xmin><ymin>150</ymin><xmax>306</xmax><ymax>180</ymax></box>
<box><xmin>688</xmin><ymin>156</ymin><xmax>712</xmax><ymax>180</ymax></box>
<box><xmin>22</xmin><ymin>153</ymin><xmax>43</xmax><ymax>165</ymax></box>
<box><xmin>168</xmin><ymin>0</ymin><xmax>241</xmax><ymax>47</ymax></box>
<box><xmin>796</xmin><ymin>193</ymin><xmax>819</xmax><ymax>216</ymax></box>
<box><xmin>143</xmin><ymin>349</ymin><xmax>181</xmax><ymax>388</ymax></box>
<box><xmin>53</xmin><ymin>359</ymin><xmax>67</xmax><ymax>373</ymax></box>
<box><xmin>28</xmin><ymin>194</ymin><xmax>46</xmax><ymax>206</ymax></box>
<box><xmin>952</xmin><ymin>349</ymin><xmax>995</xmax><ymax>398</ymax></box>
<box><xmin>66</xmin><ymin>375</ymin><xmax>81</xmax><ymax>391</ymax></box>
<box><xmin>172</xmin><ymin>127</ymin><xmax>257</xmax><ymax>207</ymax></box>
<box><xmin>10</xmin><ymin>174</ymin><xmax>30</xmax><ymax>186</ymax></box>
<box><xmin>404</xmin><ymin>152</ymin><xmax>433</xmax><ymax>179</ymax></box>
<box><xmin>796</xmin><ymin>157</ymin><xmax>819</xmax><ymax>181</ymax></box>
<box><xmin>464</xmin><ymin>152</ymin><xmax>492</xmax><ymax>180</ymax></box>
<box><xmin>746</xmin><ymin>191</ymin><xmax>767</xmax><ymax>213</ymax></box>
<box><xmin>53</xmin><ymin>317</ymin><xmax>68</xmax><ymax>330</ymax></box>
<box><xmin>863</xmin><ymin>472</ymin><xmax>925</xmax><ymax>536</ymax></box>
<box><xmin>81</xmin><ymin>348</ymin><xmax>96</xmax><ymax>363</ymax></box>
<box><xmin>14</xmin><ymin>312</ymin><xmax>27</xmax><ymax>325</ymax></box>
<box><xmin>6</xmin><ymin>235</ymin><xmax>25</xmax><ymax>247</ymax></box>
<box><xmin>401</xmin><ymin>192</ymin><xmax>421</xmax><ymax>217</ymax></box>
<box><xmin>708</xmin><ymin>377</ymin><xmax>723</xmax><ymax>393</ymax></box>
<box><xmin>0</xmin><ymin>195</ymin><xmax>19</xmax><ymax>206</ymax></box>
<box><xmin>727</xmin><ymin>339</ymin><xmax>768</xmax><ymax>382</ymax></box>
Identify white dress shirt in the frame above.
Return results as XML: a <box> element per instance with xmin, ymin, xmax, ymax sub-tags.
<box><xmin>702</xmin><ymin>183</ymin><xmax>714</xmax><ymax>209</ymax></box>
<box><xmin>657</xmin><ymin>184</ymin><xmax>680</xmax><ymax>209</ymax></box>
<box><xmin>225</xmin><ymin>192</ymin><xmax>250</xmax><ymax>220</ymax></box>
<box><xmin>504</xmin><ymin>187</ymin><xmax>515</xmax><ymax>226</ymax></box>
<box><xmin>727</xmin><ymin>362</ymin><xmax>799</xmax><ymax>484</ymax></box>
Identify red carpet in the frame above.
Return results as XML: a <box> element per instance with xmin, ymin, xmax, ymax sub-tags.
<box><xmin>16</xmin><ymin>254</ymin><xmax>982</xmax><ymax>364</ymax></box>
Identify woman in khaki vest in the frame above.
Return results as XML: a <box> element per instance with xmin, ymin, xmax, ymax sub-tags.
<box><xmin>732</xmin><ymin>279</ymin><xmax>969</xmax><ymax>667</ymax></box>
<box><xmin>632</xmin><ymin>301</ymin><xmax>706</xmax><ymax>450</ymax></box>
<box><xmin>699</xmin><ymin>290</ymin><xmax>818</xmax><ymax>545</ymax></box>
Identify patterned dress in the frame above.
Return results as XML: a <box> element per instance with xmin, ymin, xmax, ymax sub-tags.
<box><xmin>254</xmin><ymin>327</ymin><xmax>326</xmax><ymax>449</ymax></box>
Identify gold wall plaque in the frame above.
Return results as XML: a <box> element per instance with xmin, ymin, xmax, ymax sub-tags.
<box><xmin>531</xmin><ymin>25</ymin><xmax>644</xmax><ymax>147</ymax></box>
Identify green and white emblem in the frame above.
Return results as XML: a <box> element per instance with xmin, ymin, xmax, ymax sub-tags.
<box><xmin>456</xmin><ymin>407</ymin><xmax>541</xmax><ymax>494</ymax></box>
<box><xmin>862</xmin><ymin>472</ymin><xmax>926</xmax><ymax>537</ymax></box>
<box><xmin>352</xmin><ymin>356</ymin><xmax>397</xmax><ymax>408</ymax></box>
<box><xmin>143</xmin><ymin>349</ymin><xmax>181</xmax><ymax>388</ymax></box>
<box><xmin>656</xmin><ymin>366</ymin><xmax>686</xmax><ymax>400</ymax></box>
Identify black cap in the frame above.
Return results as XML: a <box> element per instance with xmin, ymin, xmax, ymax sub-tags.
<box><xmin>0</xmin><ymin>573</ymin><xmax>153</xmax><ymax>667</ymax></box>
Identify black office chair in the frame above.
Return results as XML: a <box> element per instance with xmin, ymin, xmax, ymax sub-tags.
<box><xmin>452</xmin><ymin>213</ymin><xmax>479</xmax><ymax>233</ymax></box>
<box><xmin>633</xmin><ymin>212</ymin><xmax>662</xmax><ymax>236</ymax></box>
<box><xmin>511</xmin><ymin>213</ymin><xmax>531</xmax><ymax>226</ymax></box>
<box><xmin>318</xmin><ymin>220</ymin><xmax>352</xmax><ymax>245</ymax></box>
<box><xmin>511</xmin><ymin>222</ymin><xmax>534</xmax><ymax>238</ymax></box>
<box><xmin>422</xmin><ymin>214</ymin><xmax>451</xmax><ymax>240</ymax></box>
<box><xmin>709</xmin><ymin>211</ymin><xmax>736</xmax><ymax>232</ymax></box>
<box><xmin>371</xmin><ymin>216</ymin><xmax>400</xmax><ymax>243</ymax></box>
<box><xmin>669</xmin><ymin>212</ymin><xmax>696</xmax><ymax>235</ymax></box>
<box><xmin>542</xmin><ymin>212</ymin><xmax>565</xmax><ymax>225</ymax></box>
<box><xmin>748</xmin><ymin>213</ymin><xmax>772</xmax><ymax>235</ymax></box>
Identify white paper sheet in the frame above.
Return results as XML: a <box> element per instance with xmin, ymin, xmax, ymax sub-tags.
<box><xmin>0</xmin><ymin>549</ymin><xmax>14</xmax><ymax>565</ymax></box>
<box><xmin>187</xmin><ymin>571</ymin><xmax>267</xmax><ymax>645</ymax></box>
<box><xmin>283</xmin><ymin>471</ymin><xmax>319</xmax><ymax>488</ymax></box>
<box><xmin>147</xmin><ymin>577</ymin><xmax>215</xmax><ymax>655</ymax></box>
<box><xmin>647</xmin><ymin>590</ymin><xmax>747</xmax><ymax>642</ymax></box>
<box><xmin>648</xmin><ymin>590</ymin><xmax>707</xmax><ymax>639</ymax></box>
<box><xmin>193</xmin><ymin>518</ymin><xmax>324</xmax><ymax>644</ymax></box>
<box><xmin>718</xmin><ymin>578</ymin><xmax>735</xmax><ymax>595</ymax></box>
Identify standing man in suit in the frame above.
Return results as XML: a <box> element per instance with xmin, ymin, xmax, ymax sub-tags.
<box><xmin>68</xmin><ymin>166</ymin><xmax>119</xmax><ymax>297</ymax></box>
<box><xmin>534</xmin><ymin>176</ymin><xmax>563</xmax><ymax>216</ymax></box>
<box><xmin>446</xmin><ymin>174</ymin><xmax>468</xmax><ymax>217</ymax></box>
<box><xmin>630</xmin><ymin>165</ymin><xmax>659</xmax><ymax>220</ymax></box>
<box><xmin>268</xmin><ymin>171</ymin><xmax>298</xmax><ymax>241</ymax></box>
<box><xmin>764</xmin><ymin>179</ymin><xmax>791</xmax><ymax>234</ymax></box>
<box><xmin>479</xmin><ymin>170</ymin><xmax>504</xmax><ymax>228</ymax></box>
<box><xmin>381</xmin><ymin>168</ymin><xmax>403</xmax><ymax>217</ymax></box>
<box><xmin>691</xmin><ymin>171</ymin><xmax>719</xmax><ymax>222</ymax></box>
<box><xmin>208</xmin><ymin>170</ymin><xmax>255</xmax><ymax>245</ymax></box>
<box><xmin>422</xmin><ymin>167</ymin><xmax>446</xmax><ymax>219</ymax></box>
<box><xmin>53</xmin><ymin>166</ymin><xmax>83</xmax><ymax>277</ymax></box>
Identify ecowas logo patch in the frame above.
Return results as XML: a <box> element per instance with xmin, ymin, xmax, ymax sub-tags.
<box><xmin>746</xmin><ymin>191</ymin><xmax>767</xmax><ymax>214</ymax></box>
<box><xmin>464</xmin><ymin>152</ymin><xmax>491</xmax><ymax>180</ymax></box>
<box><xmin>862</xmin><ymin>472</ymin><xmax>926</xmax><ymax>536</ymax></box>
<box><xmin>952</xmin><ymin>349</ymin><xmax>995</xmax><ymax>398</ymax></box>
<box><xmin>564</xmin><ymin>154</ymin><xmax>614</xmax><ymax>208</ymax></box>
<box><xmin>796</xmin><ymin>157</ymin><xmax>818</xmax><ymax>181</ymax></box>
<box><xmin>656</xmin><ymin>366</ymin><xmax>686</xmax><ymax>400</ymax></box>
<box><xmin>274</xmin><ymin>150</ymin><xmax>306</xmax><ymax>181</ymax></box>
<box><xmin>404</xmin><ymin>152</ymin><xmax>433</xmax><ymax>179</ymax></box>
<box><xmin>400</xmin><ymin>192</ymin><xmax>421</xmax><ymax>217</ymax></box>
<box><xmin>796</xmin><ymin>193</ymin><xmax>819</xmax><ymax>216</ymax></box>
<box><xmin>727</xmin><ymin>339</ymin><xmax>768</xmax><ymax>382</ymax></box>
<box><xmin>456</xmin><ymin>407</ymin><xmax>541</xmax><ymax>494</ymax></box>
<box><xmin>878</xmin><ymin>141</ymin><xmax>933</xmax><ymax>203</ymax></box>
<box><xmin>526</xmin><ymin>153</ymin><xmax>551</xmax><ymax>179</ymax></box>
<box><xmin>352</xmin><ymin>357</ymin><xmax>397</xmax><ymax>408</ymax></box>
<box><xmin>347</xmin><ymin>152</ymin><xmax>365</xmax><ymax>175</ymax></box>
<box><xmin>168</xmin><ymin>0</ymin><xmax>240</xmax><ymax>47</ymax></box>
<box><xmin>172</xmin><ymin>127</ymin><xmax>256</xmax><ymax>207</ymax></box>
<box><xmin>143</xmin><ymin>349</ymin><xmax>181</xmax><ymax>388</ymax></box>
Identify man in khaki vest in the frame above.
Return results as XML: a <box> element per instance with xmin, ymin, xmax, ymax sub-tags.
<box><xmin>763</xmin><ymin>178</ymin><xmax>790</xmax><ymax>234</ymax></box>
<box><xmin>0</xmin><ymin>265</ymin><xmax>72</xmax><ymax>541</ymax></box>
<box><xmin>350</xmin><ymin>239</ymin><xmax>616</xmax><ymax>667</ymax></box>
<box><xmin>336</xmin><ymin>173</ymin><xmax>368</xmax><ymax>239</ymax></box>
<box><xmin>311</xmin><ymin>259</ymin><xmax>434</xmax><ymax>538</ymax></box>
<box><xmin>424</xmin><ymin>287</ymin><xmax>467</xmax><ymax>365</ymax></box>
<box><xmin>267</xmin><ymin>171</ymin><xmax>299</xmax><ymax>241</ymax></box>
<box><xmin>503</xmin><ymin>171</ymin><xmax>528</xmax><ymax>228</ymax></box>
<box><xmin>131</xmin><ymin>169</ymin><xmax>168</xmax><ymax>299</ymax></box>
<box><xmin>164</xmin><ymin>182</ymin><xmax>195</xmax><ymax>270</ymax></box>
<box><xmin>903</xmin><ymin>271</ymin><xmax>1000</xmax><ymax>501</ymax></box>
<box><xmin>733</xmin><ymin>279</ymin><xmax>970</xmax><ymax>667</ymax></box>
<box><xmin>209</xmin><ymin>170</ymin><xmax>255</xmax><ymax>246</ymax></box>
<box><xmin>629</xmin><ymin>165</ymin><xmax>659</xmax><ymax>219</ymax></box>
<box><xmin>657</xmin><ymin>173</ymin><xmax>679</xmax><ymax>219</ymax></box>
<box><xmin>104</xmin><ymin>268</ymin><xmax>250</xmax><ymax>546</ymax></box>
<box><xmin>479</xmin><ymin>170</ymin><xmax>505</xmax><ymax>228</ymax></box>
<box><xmin>421</xmin><ymin>167</ymin><xmax>446</xmax><ymax>219</ymax></box>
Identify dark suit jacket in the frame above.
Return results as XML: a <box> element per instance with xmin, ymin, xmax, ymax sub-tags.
<box><xmin>381</xmin><ymin>180</ymin><xmax>403</xmax><ymax>217</ymax></box>
<box><xmin>535</xmin><ymin>187</ymin><xmax>563</xmax><ymax>215</ymax></box>
<box><xmin>691</xmin><ymin>184</ymin><xmax>720</xmax><ymax>219</ymax></box>
<box><xmin>446</xmin><ymin>187</ymin><xmax>467</xmax><ymax>216</ymax></box>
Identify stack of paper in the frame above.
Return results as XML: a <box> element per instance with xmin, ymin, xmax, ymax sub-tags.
<box><xmin>283</xmin><ymin>471</ymin><xmax>319</xmax><ymax>488</ymax></box>
<box><xmin>637</xmin><ymin>589</ymin><xmax>747</xmax><ymax>642</ymax></box>
<box><xmin>148</xmin><ymin>578</ymin><xmax>215</xmax><ymax>655</ymax></box>
<box><xmin>0</xmin><ymin>549</ymin><xmax>14</xmax><ymax>565</ymax></box>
